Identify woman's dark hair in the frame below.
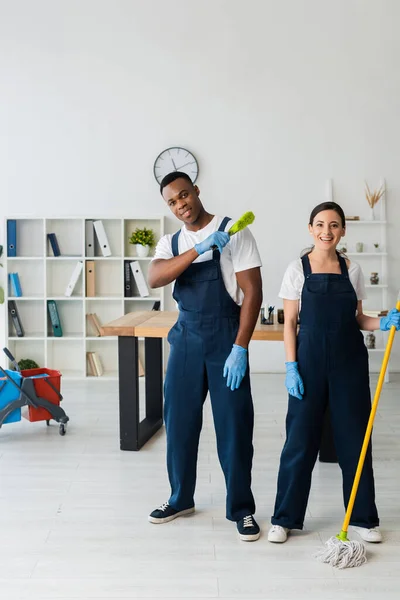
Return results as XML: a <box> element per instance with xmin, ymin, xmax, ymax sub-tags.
<box><xmin>309</xmin><ymin>202</ymin><xmax>346</xmax><ymax>228</ymax></box>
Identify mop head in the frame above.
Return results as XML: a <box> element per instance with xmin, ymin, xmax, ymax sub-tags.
<box><xmin>228</xmin><ymin>211</ymin><xmax>255</xmax><ymax>236</ymax></box>
<box><xmin>314</xmin><ymin>535</ymin><xmax>367</xmax><ymax>569</ymax></box>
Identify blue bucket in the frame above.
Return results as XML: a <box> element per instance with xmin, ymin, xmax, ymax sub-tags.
<box><xmin>0</xmin><ymin>370</ymin><xmax>22</xmax><ymax>423</ymax></box>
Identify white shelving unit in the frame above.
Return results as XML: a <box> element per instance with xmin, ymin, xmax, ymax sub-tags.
<box><xmin>327</xmin><ymin>178</ymin><xmax>390</xmax><ymax>380</ymax></box>
<box><xmin>4</xmin><ymin>217</ymin><xmax>164</xmax><ymax>379</ymax></box>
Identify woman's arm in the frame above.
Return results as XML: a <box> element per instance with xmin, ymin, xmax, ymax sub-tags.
<box><xmin>356</xmin><ymin>301</ymin><xmax>380</xmax><ymax>331</ymax></box>
<box><xmin>283</xmin><ymin>299</ymin><xmax>299</xmax><ymax>360</ymax></box>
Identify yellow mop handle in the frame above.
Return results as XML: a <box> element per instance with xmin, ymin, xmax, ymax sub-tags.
<box><xmin>341</xmin><ymin>300</ymin><xmax>400</xmax><ymax>535</ymax></box>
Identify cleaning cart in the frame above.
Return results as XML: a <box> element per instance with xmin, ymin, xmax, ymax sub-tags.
<box><xmin>0</xmin><ymin>348</ymin><xmax>69</xmax><ymax>436</ymax></box>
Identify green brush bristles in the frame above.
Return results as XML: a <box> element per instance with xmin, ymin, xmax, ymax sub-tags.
<box><xmin>228</xmin><ymin>211</ymin><xmax>255</xmax><ymax>236</ymax></box>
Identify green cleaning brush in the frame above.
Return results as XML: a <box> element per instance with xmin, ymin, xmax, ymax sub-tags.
<box><xmin>228</xmin><ymin>211</ymin><xmax>255</xmax><ymax>236</ymax></box>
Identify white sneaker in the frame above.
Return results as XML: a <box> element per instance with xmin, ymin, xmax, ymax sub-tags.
<box><xmin>268</xmin><ymin>525</ymin><xmax>290</xmax><ymax>543</ymax></box>
<box><xmin>352</xmin><ymin>526</ymin><xmax>382</xmax><ymax>543</ymax></box>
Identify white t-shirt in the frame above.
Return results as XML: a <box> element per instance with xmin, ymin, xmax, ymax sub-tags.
<box><xmin>153</xmin><ymin>215</ymin><xmax>262</xmax><ymax>306</ymax></box>
<box><xmin>279</xmin><ymin>257</ymin><xmax>367</xmax><ymax>303</ymax></box>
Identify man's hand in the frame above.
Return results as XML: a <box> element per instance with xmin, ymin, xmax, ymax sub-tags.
<box><xmin>223</xmin><ymin>344</ymin><xmax>248</xmax><ymax>391</ymax></box>
<box><xmin>194</xmin><ymin>231</ymin><xmax>230</xmax><ymax>255</ymax></box>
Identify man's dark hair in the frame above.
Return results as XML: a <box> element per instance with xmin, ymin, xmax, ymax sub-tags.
<box><xmin>160</xmin><ymin>171</ymin><xmax>194</xmax><ymax>195</ymax></box>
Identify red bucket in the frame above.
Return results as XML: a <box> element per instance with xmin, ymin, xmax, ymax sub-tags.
<box><xmin>20</xmin><ymin>368</ymin><xmax>62</xmax><ymax>422</ymax></box>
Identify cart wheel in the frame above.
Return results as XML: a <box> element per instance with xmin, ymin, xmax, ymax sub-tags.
<box><xmin>59</xmin><ymin>423</ymin><xmax>66</xmax><ymax>436</ymax></box>
<box><xmin>46</xmin><ymin>420</ymin><xmax>50</xmax><ymax>426</ymax></box>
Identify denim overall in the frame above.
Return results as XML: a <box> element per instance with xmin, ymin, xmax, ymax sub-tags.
<box><xmin>164</xmin><ymin>217</ymin><xmax>256</xmax><ymax>521</ymax></box>
<box><xmin>272</xmin><ymin>252</ymin><xmax>379</xmax><ymax>529</ymax></box>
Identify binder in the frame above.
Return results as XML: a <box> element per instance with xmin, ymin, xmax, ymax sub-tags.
<box><xmin>86</xmin><ymin>313</ymin><xmax>101</xmax><ymax>337</ymax></box>
<box><xmin>47</xmin><ymin>300</ymin><xmax>63</xmax><ymax>337</ymax></box>
<box><xmin>91</xmin><ymin>313</ymin><xmax>103</xmax><ymax>335</ymax></box>
<box><xmin>85</xmin><ymin>220</ymin><xmax>95</xmax><ymax>257</ymax></box>
<box><xmin>47</xmin><ymin>233</ymin><xmax>61</xmax><ymax>256</ymax></box>
<box><xmin>93</xmin><ymin>220</ymin><xmax>112</xmax><ymax>257</ymax></box>
<box><xmin>65</xmin><ymin>261</ymin><xmax>83</xmax><ymax>297</ymax></box>
<box><xmin>130</xmin><ymin>261</ymin><xmax>149</xmax><ymax>297</ymax></box>
<box><xmin>87</xmin><ymin>352</ymin><xmax>98</xmax><ymax>376</ymax></box>
<box><xmin>9</xmin><ymin>273</ymin><xmax>22</xmax><ymax>297</ymax></box>
<box><xmin>152</xmin><ymin>300</ymin><xmax>161</xmax><ymax>311</ymax></box>
<box><xmin>124</xmin><ymin>260</ymin><xmax>132</xmax><ymax>297</ymax></box>
<box><xmin>91</xmin><ymin>351</ymin><xmax>104</xmax><ymax>376</ymax></box>
<box><xmin>7</xmin><ymin>220</ymin><xmax>17</xmax><ymax>257</ymax></box>
<box><xmin>85</xmin><ymin>261</ymin><xmax>96</xmax><ymax>297</ymax></box>
<box><xmin>8</xmin><ymin>300</ymin><xmax>24</xmax><ymax>337</ymax></box>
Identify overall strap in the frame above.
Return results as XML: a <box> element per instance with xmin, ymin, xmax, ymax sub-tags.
<box><xmin>213</xmin><ymin>216</ymin><xmax>231</xmax><ymax>260</ymax></box>
<box><xmin>171</xmin><ymin>230</ymin><xmax>181</xmax><ymax>257</ymax></box>
<box><xmin>301</xmin><ymin>253</ymin><xmax>312</xmax><ymax>277</ymax></box>
<box><xmin>218</xmin><ymin>216</ymin><xmax>231</xmax><ymax>232</ymax></box>
<box><xmin>337</xmin><ymin>252</ymin><xmax>349</xmax><ymax>276</ymax></box>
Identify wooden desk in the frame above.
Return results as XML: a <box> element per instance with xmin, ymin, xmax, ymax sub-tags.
<box><xmin>102</xmin><ymin>311</ymin><xmax>284</xmax><ymax>450</ymax></box>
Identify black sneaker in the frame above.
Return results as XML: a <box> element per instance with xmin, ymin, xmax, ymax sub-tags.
<box><xmin>148</xmin><ymin>501</ymin><xmax>195</xmax><ymax>524</ymax></box>
<box><xmin>237</xmin><ymin>515</ymin><xmax>260</xmax><ymax>541</ymax></box>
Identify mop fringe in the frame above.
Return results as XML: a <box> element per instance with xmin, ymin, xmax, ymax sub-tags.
<box><xmin>314</xmin><ymin>535</ymin><xmax>367</xmax><ymax>569</ymax></box>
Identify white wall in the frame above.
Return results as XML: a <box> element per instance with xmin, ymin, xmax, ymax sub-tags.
<box><xmin>1</xmin><ymin>0</ymin><xmax>400</xmax><ymax>372</ymax></box>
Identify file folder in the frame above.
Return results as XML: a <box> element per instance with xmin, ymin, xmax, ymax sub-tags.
<box><xmin>130</xmin><ymin>261</ymin><xmax>149</xmax><ymax>297</ymax></box>
<box><xmin>85</xmin><ymin>220</ymin><xmax>95</xmax><ymax>257</ymax></box>
<box><xmin>8</xmin><ymin>300</ymin><xmax>24</xmax><ymax>337</ymax></box>
<box><xmin>93</xmin><ymin>220</ymin><xmax>112</xmax><ymax>257</ymax></box>
<box><xmin>9</xmin><ymin>273</ymin><xmax>22</xmax><ymax>297</ymax></box>
<box><xmin>47</xmin><ymin>300</ymin><xmax>63</xmax><ymax>337</ymax></box>
<box><xmin>152</xmin><ymin>301</ymin><xmax>161</xmax><ymax>311</ymax></box>
<box><xmin>124</xmin><ymin>260</ymin><xmax>132</xmax><ymax>297</ymax></box>
<box><xmin>65</xmin><ymin>261</ymin><xmax>83</xmax><ymax>297</ymax></box>
<box><xmin>47</xmin><ymin>233</ymin><xmax>61</xmax><ymax>256</ymax></box>
<box><xmin>85</xmin><ymin>261</ymin><xmax>96</xmax><ymax>297</ymax></box>
<box><xmin>7</xmin><ymin>220</ymin><xmax>16</xmax><ymax>257</ymax></box>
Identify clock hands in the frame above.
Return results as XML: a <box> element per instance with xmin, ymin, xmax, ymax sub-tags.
<box><xmin>175</xmin><ymin>161</ymin><xmax>196</xmax><ymax>170</ymax></box>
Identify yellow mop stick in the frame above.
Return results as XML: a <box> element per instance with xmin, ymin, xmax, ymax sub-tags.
<box><xmin>338</xmin><ymin>299</ymin><xmax>400</xmax><ymax>541</ymax></box>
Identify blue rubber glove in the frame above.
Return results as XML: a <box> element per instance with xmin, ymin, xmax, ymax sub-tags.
<box><xmin>380</xmin><ymin>308</ymin><xmax>400</xmax><ymax>331</ymax></box>
<box><xmin>223</xmin><ymin>344</ymin><xmax>248</xmax><ymax>391</ymax></box>
<box><xmin>194</xmin><ymin>231</ymin><xmax>230</xmax><ymax>255</ymax></box>
<box><xmin>285</xmin><ymin>361</ymin><xmax>304</xmax><ymax>400</ymax></box>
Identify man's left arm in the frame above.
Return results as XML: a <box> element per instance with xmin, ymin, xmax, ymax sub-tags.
<box><xmin>235</xmin><ymin>267</ymin><xmax>263</xmax><ymax>348</ymax></box>
<box><xmin>223</xmin><ymin>267</ymin><xmax>263</xmax><ymax>391</ymax></box>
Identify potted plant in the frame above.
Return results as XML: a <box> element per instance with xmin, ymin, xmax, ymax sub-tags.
<box><xmin>373</xmin><ymin>243</ymin><xmax>380</xmax><ymax>253</ymax></box>
<box><xmin>128</xmin><ymin>227</ymin><xmax>156</xmax><ymax>258</ymax></box>
<box><xmin>365</xmin><ymin>182</ymin><xmax>385</xmax><ymax>220</ymax></box>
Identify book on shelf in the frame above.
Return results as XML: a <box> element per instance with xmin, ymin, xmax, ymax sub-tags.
<box><xmin>345</xmin><ymin>216</ymin><xmax>360</xmax><ymax>221</ymax></box>
<box><xmin>152</xmin><ymin>300</ymin><xmax>161</xmax><ymax>311</ymax></box>
<box><xmin>87</xmin><ymin>351</ymin><xmax>104</xmax><ymax>376</ymax></box>
<box><xmin>130</xmin><ymin>261</ymin><xmax>149</xmax><ymax>297</ymax></box>
<box><xmin>86</xmin><ymin>352</ymin><xmax>98</xmax><ymax>376</ymax></box>
<box><xmin>85</xmin><ymin>261</ymin><xmax>96</xmax><ymax>297</ymax></box>
<box><xmin>47</xmin><ymin>233</ymin><xmax>61</xmax><ymax>256</ymax></box>
<box><xmin>93</xmin><ymin>220</ymin><xmax>112</xmax><ymax>257</ymax></box>
<box><xmin>85</xmin><ymin>220</ymin><xmax>95</xmax><ymax>257</ymax></box>
<box><xmin>124</xmin><ymin>260</ymin><xmax>132</xmax><ymax>297</ymax></box>
<box><xmin>8</xmin><ymin>300</ymin><xmax>24</xmax><ymax>337</ymax></box>
<box><xmin>9</xmin><ymin>273</ymin><xmax>22</xmax><ymax>297</ymax></box>
<box><xmin>47</xmin><ymin>300</ymin><xmax>63</xmax><ymax>337</ymax></box>
<box><xmin>363</xmin><ymin>309</ymin><xmax>388</xmax><ymax>318</ymax></box>
<box><xmin>86</xmin><ymin>313</ymin><xmax>103</xmax><ymax>336</ymax></box>
<box><xmin>65</xmin><ymin>261</ymin><xmax>84</xmax><ymax>297</ymax></box>
<box><xmin>7</xmin><ymin>220</ymin><xmax>16</xmax><ymax>257</ymax></box>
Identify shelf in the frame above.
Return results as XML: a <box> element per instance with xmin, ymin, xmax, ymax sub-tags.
<box><xmin>346</xmin><ymin>221</ymin><xmax>387</xmax><ymax>225</ymax></box>
<box><xmin>5</xmin><ymin>216</ymin><xmax>164</xmax><ymax>380</ymax></box>
<box><xmin>8</xmin><ymin>296</ymin><xmax>44</xmax><ymax>301</ymax></box>
<box><xmin>365</xmin><ymin>285</ymin><xmax>388</xmax><ymax>289</ymax></box>
<box><xmin>7</xmin><ymin>256</ymin><xmax>43</xmax><ymax>260</ymax></box>
<box><xmin>347</xmin><ymin>252</ymin><xmax>387</xmax><ymax>256</ymax></box>
<box><xmin>367</xmin><ymin>348</ymin><xmax>386</xmax><ymax>353</ymax></box>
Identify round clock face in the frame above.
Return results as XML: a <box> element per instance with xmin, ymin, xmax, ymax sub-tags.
<box><xmin>153</xmin><ymin>147</ymin><xmax>199</xmax><ymax>184</ymax></box>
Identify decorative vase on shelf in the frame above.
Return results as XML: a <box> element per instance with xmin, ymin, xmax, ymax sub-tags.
<box><xmin>365</xmin><ymin>332</ymin><xmax>376</xmax><ymax>350</ymax></box>
<box><xmin>370</xmin><ymin>272</ymin><xmax>379</xmax><ymax>285</ymax></box>
<box><xmin>368</xmin><ymin>206</ymin><xmax>375</xmax><ymax>221</ymax></box>
<box><xmin>136</xmin><ymin>244</ymin><xmax>150</xmax><ymax>258</ymax></box>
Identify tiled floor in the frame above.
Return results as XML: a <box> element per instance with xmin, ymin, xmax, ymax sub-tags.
<box><xmin>0</xmin><ymin>373</ymin><xmax>400</xmax><ymax>599</ymax></box>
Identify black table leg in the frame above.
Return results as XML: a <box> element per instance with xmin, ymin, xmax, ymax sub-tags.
<box><xmin>118</xmin><ymin>336</ymin><xmax>163</xmax><ymax>451</ymax></box>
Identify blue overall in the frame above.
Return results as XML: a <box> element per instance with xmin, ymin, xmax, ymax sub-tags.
<box><xmin>164</xmin><ymin>217</ymin><xmax>256</xmax><ymax>522</ymax></box>
<box><xmin>272</xmin><ymin>252</ymin><xmax>379</xmax><ymax>530</ymax></box>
